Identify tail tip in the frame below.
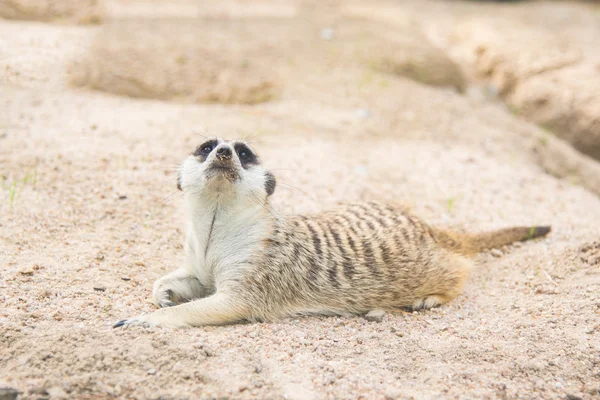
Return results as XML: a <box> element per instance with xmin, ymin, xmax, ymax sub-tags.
<box><xmin>529</xmin><ymin>225</ymin><xmax>551</xmax><ymax>239</ymax></box>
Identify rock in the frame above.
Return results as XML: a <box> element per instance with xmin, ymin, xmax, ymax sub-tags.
<box><xmin>147</xmin><ymin>368</ymin><xmax>157</xmax><ymax>375</ymax></box>
<box><xmin>566</xmin><ymin>394</ymin><xmax>583</xmax><ymax>400</ymax></box>
<box><xmin>0</xmin><ymin>387</ymin><xmax>18</xmax><ymax>400</ymax></box>
<box><xmin>364</xmin><ymin>310</ymin><xmax>386</xmax><ymax>322</ymax></box>
<box><xmin>491</xmin><ymin>249</ymin><xmax>503</xmax><ymax>258</ymax></box>
<box><xmin>93</xmin><ymin>285</ymin><xmax>106</xmax><ymax>292</ymax></box>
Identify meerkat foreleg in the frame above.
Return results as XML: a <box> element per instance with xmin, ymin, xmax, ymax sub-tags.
<box><xmin>152</xmin><ymin>268</ymin><xmax>211</xmax><ymax>308</ymax></box>
<box><xmin>114</xmin><ymin>292</ymin><xmax>246</xmax><ymax>328</ymax></box>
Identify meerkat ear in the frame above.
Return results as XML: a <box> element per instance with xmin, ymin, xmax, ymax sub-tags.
<box><xmin>265</xmin><ymin>171</ymin><xmax>276</xmax><ymax>196</ymax></box>
<box><xmin>177</xmin><ymin>173</ymin><xmax>183</xmax><ymax>191</ymax></box>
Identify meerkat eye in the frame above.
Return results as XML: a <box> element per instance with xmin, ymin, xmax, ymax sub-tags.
<box><xmin>236</xmin><ymin>145</ymin><xmax>253</xmax><ymax>161</ymax></box>
<box><xmin>193</xmin><ymin>140</ymin><xmax>218</xmax><ymax>158</ymax></box>
<box><xmin>234</xmin><ymin>143</ymin><xmax>258</xmax><ymax>169</ymax></box>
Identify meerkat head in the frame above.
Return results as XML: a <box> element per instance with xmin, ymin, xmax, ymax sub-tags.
<box><xmin>177</xmin><ymin>137</ymin><xmax>276</xmax><ymax>201</ymax></box>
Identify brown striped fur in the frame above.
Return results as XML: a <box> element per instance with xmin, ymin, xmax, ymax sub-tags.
<box><xmin>242</xmin><ymin>202</ymin><xmax>550</xmax><ymax>318</ymax></box>
<box><xmin>114</xmin><ymin>139</ymin><xmax>551</xmax><ymax>328</ymax></box>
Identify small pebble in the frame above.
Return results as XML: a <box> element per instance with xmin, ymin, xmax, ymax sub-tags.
<box><xmin>320</xmin><ymin>28</ymin><xmax>334</xmax><ymax>40</ymax></box>
<box><xmin>18</xmin><ymin>268</ymin><xmax>34</xmax><ymax>276</ymax></box>
<box><xmin>353</xmin><ymin>165</ymin><xmax>369</xmax><ymax>177</ymax></box>
<box><xmin>118</xmin><ymin>195</ymin><xmax>127</xmax><ymax>200</ymax></box>
<box><xmin>364</xmin><ymin>310</ymin><xmax>386</xmax><ymax>322</ymax></box>
<box><xmin>46</xmin><ymin>386</ymin><xmax>67</xmax><ymax>398</ymax></box>
<box><xmin>491</xmin><ymin>249</ymin><xmax>503</xmax><ymax>257</ymax></box>
<box><xmin>324</xmin><ymin>373</ymin><xmax>336</xmax><ymax>385</ymax></box>
<box><xmin>356</xmin><ymin>108</ymin><xmax>371</xmax><ymax>119</ymax></box>
<box><xmin>202</xmin><ymin>347</ymin><xmax>216</xmax><ymax>357</ymax></box>
<box><xmin>294</xmin><ymin>330</ymin><xmax>306</xmax><ymax>338</ymax></box>
<box><xmin>147</xmin><ymin>368</ymin><xmax>157</xmax><ymax>375</ymax></box>
<box><xmin>585</xmin><ymin>326</ymin><xmax>596</xmax><ymax>334</ymax></box>
<box><xmin>93</xmin><ymin>286</ymin><xmax>106</xmax><ymax>292</ymax></box>
<box><xmin>30</xmin><ymin>387</ymin><xmax>48</xmax><ymax>395</ymax></box>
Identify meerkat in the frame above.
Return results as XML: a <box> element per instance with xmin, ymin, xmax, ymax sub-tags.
<box><xmin>114</xmin><ymin>138</ymin><xmax>550</xmax><ymax>328</ymax></box>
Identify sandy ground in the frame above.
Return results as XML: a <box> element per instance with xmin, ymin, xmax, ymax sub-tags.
<box><xmin>1</xmin><ymin>1</ymin><xmax>600</xmax><ymax>399</ymax></box>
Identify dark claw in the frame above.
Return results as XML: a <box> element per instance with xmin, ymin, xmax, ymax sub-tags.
<box><xmin>113</xmin><ymin>319</ymin><xmax>127</xmax><ymax>328</ymax></box>
<box><xmin>159</xmin><ymin>300</ymin><xmax>177</xmax><ymax>308</ymax></box>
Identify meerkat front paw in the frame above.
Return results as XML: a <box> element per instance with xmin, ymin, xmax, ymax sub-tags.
<box><xmin>113</xmin><ymin>310</ymin><xmax>188</xmax><ymax>329</ymax></box>
<box><xmin>153</xmin><ymin>288</ymin><xmax>178</xmax><ymax>308</ymax></box>
<box><xmin>151</xmin><ymin>270</ymin><xmax>206</xmax><ymax>308</ymax></box>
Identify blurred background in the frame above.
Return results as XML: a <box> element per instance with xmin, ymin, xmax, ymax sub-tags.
<box><xmin>2</xmin><ymin>0</ymin><xmax>599</xmax><ymax>159</ymax></box>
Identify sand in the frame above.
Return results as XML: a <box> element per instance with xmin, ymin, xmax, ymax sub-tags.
<box><xmin>1</xmin><ymin>1</ymin><xmax>600</xmax><ymax>399</ymax></box>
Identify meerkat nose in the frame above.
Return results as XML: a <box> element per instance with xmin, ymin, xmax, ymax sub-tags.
<box><xmin>215</xmin><ymin>145</ymin><xmax>233</xmax><ymax>161</ymax></box>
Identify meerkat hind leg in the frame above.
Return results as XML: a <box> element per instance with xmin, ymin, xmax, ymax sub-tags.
<box><xmin>152</xmin><ymin>268</ymin><xmax>209</xmax><ymax>308</ymax></box>
<box><xmin>411</xmin><ymin>295</ymin><xmax>449</xmax><ymax>311</ymax></box>
<box><xmin>410</xmin><ymin>254</ymin><xmax>472</xmax><ymax>311</ymax></box>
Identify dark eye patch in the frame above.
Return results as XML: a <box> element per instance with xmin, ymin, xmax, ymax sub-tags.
<box><xmin>234</xmin><ymin>143</ymin><xmax>259</xmax><ymax>169</ymax></box>
<box><xmin>193</xmin><ymin>139</ymin><xmax>218</xmax><ymax>162</ymax></box>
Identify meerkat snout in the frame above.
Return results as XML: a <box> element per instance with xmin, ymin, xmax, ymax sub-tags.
<box><xmin>216</xmin><ymin>144</ymin><xmax>231</xmax><ymax>161</ymax></box>
<box><xmin>215</xmin><ymin>144</ymin><xmax>233</xmax><ymax>161</ymax></box>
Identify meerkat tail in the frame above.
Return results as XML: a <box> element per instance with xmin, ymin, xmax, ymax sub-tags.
<box><xmin>433</xmin><ymin>226</ymin><xmax>551</xmax><ymax>255</ymax></box>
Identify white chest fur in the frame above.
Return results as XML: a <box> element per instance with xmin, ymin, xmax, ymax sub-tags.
<box><xmin>182</xmin><ymin>193</ymin><xmax>271</xmax><ymax>290</ymax></box>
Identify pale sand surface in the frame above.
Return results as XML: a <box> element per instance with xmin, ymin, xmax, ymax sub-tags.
<box><xmin>1</xmin><ymin>1</ymin><xmax>599</xmax><ymax>399</ymax></box>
